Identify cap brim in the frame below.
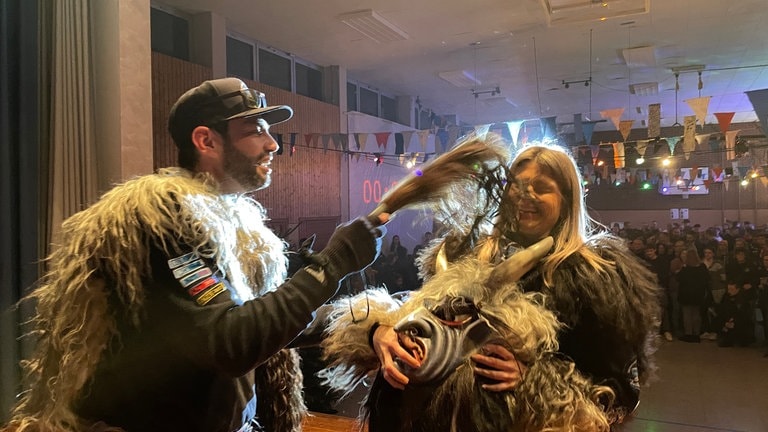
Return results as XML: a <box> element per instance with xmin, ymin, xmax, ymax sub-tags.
<box><xmin>227</xmin><ymin>105</ymin><xmax>293</xmax><ymax>126</ymax></box>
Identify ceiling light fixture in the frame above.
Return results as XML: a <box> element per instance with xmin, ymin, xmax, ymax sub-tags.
<box><xmin>338</xmin><ymin>9</ymin><xmax>409</xmax><ymax>43</ymax></box>
<box><xmin>471</xmin><ymin>86</ymin><xmax>501</xmax><ymax>98</ymax></box>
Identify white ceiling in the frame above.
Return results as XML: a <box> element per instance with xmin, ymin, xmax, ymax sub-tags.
<box><xmin>157</xmin><ymin>0</ymin><xmax>768</xmax><ymax>132</ymax></box>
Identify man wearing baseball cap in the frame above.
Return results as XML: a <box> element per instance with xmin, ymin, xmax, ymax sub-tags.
<box><xmin>6</xmin><ymin>78</ymin><xmax>383</xmax><ymax>432</ymax></box>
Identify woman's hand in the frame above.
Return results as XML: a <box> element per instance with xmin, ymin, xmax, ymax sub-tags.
<box><xmin>372</xmin><ymin>325</ymin><xmax>421</xmax><ymax>389</ymax></box>
<box><xmin>470</xmin><ymin>343</ymin><xmax>527</xmax><ymax>392</ymax></box>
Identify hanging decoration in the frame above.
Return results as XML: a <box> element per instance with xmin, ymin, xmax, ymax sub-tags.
<box><xmin>600</xmin><ymin>108</ymin><xmax>624</xmax><ymax>130</ymax></box>
<box><xmin>647</xmin><ymin>103</ymin><xmax>661</xmax><ymax>138</ymax></box>
<box><xmin>714</xmin><ymin>112</ymin><xmax>735</xmax><ymax>135</ymax></box>
<box><xmin>684</xmin><ymin>96</ymin><xmax>711</xmax><ymax>126</ymax></box>
<box><xmin>506</xmin><ymin>120</ymin><xmax>524</xmax><ymax>149</ymax></box>
<box><xmin>540</xmin><ymin>116</ymin><xmax>558</xmax><ymax>140</ymax></box>
<box><xmin>725</xmin><ymin>130</ymin><xmax>741</xmax><ymax>160</ymax></box>
<box><xmin>683</xmin><ymin>115</ymin><xmax>697</xmax><ymax>159</ymax></box>
<box><xmin>619</xmin><ymin>120</ymin><xmax>634</xmax><ymax>142</ymax></box>
<box><xmin>612</xmin><ymin>142</ymin><xmax>625</xmax><ymax>168</ymax></box>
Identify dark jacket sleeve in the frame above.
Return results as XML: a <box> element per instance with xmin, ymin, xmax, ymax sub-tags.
<box><xmin>145</xmin><ymin>245</ymin><xmax>338</xmax><ymax>377</ymax></box>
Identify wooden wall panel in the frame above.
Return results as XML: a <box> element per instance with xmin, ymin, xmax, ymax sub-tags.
<box><xmin>151</xmin><ymin>53</ymin><xmax>343</xmax><ymax>245</ymax></box>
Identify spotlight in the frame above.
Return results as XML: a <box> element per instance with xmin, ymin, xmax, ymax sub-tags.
<box><xmin>636</xmin><ymin>157</ymin><xmax>645</xmax><ymax>165</ymax></box>
<box><xmin>662</xmin><ymin>158</ymin><xmax>671</xmax><ymax>167</ymax></box>
<box><xmin>741</xmin><ymin>179</ymin><xmax>749</xmax><ymax>186</ymax></box>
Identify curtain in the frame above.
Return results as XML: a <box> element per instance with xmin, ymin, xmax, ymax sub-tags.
<box><xmin>0</xmin><ymin>0</ymin><xmax>41</xmax><ymax>421</ymax></box>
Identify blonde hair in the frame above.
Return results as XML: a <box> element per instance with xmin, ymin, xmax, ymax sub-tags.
<box><xmin>491</xmin><ymin>144</ymin><xmax>614</xmax><ymax>286</ymax></box>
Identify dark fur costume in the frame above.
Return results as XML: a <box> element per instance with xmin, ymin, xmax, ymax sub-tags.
<box><xmin>7</xmin><ymin>168</ymin><xmax>305</xmax><ymax>432</ymax></box>
<box><xmin>321</xmin><ymin>233</ymin><xmax>658</xmax><ymax>431</ymax></box>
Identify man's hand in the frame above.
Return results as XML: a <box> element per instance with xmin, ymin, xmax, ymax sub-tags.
<box><xmin>372</xmin><ymin>325</ymin><xmax>421</xmax><ymax>389</ymax></box>
<box><xmin>471</xmin><ymin>343</ymin><xmax>527</xmax><ymax>392</ymax></box>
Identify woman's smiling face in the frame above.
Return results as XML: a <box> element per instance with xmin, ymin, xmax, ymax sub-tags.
<box><xmin>507</xmin><ymin>161</ymin><xmax>563</xmax><ymax>244</ymax></box>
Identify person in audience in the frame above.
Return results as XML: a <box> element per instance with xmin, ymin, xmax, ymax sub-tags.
<box><xmin>645</xmin><ymin>244</ymin><xmax>673</xmax><ymax>341</ymax></box>
<box><xmin>676</xmin><ymin>248</ymin><xmax>710</xmax><ymax>342</ymax></box>
<box><xmin>715</xmin><ymin>281</ymin><xmax>754</xmax><ymax>347</ymax></box>
<box><xmin>700</xmin><ymin>246</ymin><xmax>726</xmax><ymax>340</ymax></box>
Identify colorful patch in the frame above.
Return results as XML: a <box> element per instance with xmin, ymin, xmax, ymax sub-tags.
<box><xmin>188</xmin><ymin>276</ymin><xmax>218</xmax><ymax>297</ymax></box>
<box><xmin>195</xmin><ymin>282</ymin><xmax>226</xmax><ymax>306</ymax></box>
<box><xmin>179</xmin><ymin>267</ymin><xmax>212</xmax><ymax>288</ymax></box>
<box><xmin>167</xmin><ymin>252</ymin><xmax>197</xmax><ymax>269</ymax></box>
<box><xmin>172</xmin><ymin>259</ymin><xmax>205</xmax><ymax>279</ymax></box>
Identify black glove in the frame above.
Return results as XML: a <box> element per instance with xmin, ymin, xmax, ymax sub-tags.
<box><xmin>305</xmin><ymin>218</ymin><xmax>384</xmax><ymax>284</ymax></box>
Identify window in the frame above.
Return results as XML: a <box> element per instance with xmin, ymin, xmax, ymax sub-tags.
<box><xmin>347</xmin><ymin>82</ymin><xmax>358</xmax><ymax>112</ymax></box>
<box><xmin>258</xmin><ymin>48</ymin><xmax>291</xmax><ymax>91</ymax></box>
<box><xmin>226</xmin><ymin>36</ymin><xmax>254</xmax><ymax>80</ymax></box>
<box><xmin>380</xmin><ymin>95</ymin><xmax>397</xmax><ymax>122</ymax></box>
<box><xmin>359</xmin><ymin>87</ymin><xmax>379</xmax><ymax>117</ymax></box>
<box><xmin>296</xmin><ymin>62</ymin><xmax>323</xmax><ymax>101</ymax></box>
<box><xmin>150</xmin><ymin>8</ymin><xmax>189</xmax><ymax>60</ymax></box>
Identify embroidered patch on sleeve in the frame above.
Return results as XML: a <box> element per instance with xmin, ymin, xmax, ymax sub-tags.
<box><xmin>195</xmin><ymin>282</ymin><xmax>226</xmax><ymax>305</ymax></box>
<box><xmin>188</xmin><ymin>276</ymin><xmax>218</xmax><ymax>297</ymax></box>
<box><xmin>172</xmin><ymin>259</ymin><xmax>206</xmax><ymax>279</ymax></box>
<box><xmin>178</xmin><ymin>267</ymin><xmax>213</xmax><ymax>288</ymax></box>
<box><xmin>167</xmin><ymin>252</ymin><xmax>198</xmax><ymax>269</ymax></box>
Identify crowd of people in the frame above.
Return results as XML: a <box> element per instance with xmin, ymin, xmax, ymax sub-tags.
<box><xmin>619</xmin><ymin>219</ymin><xmax>768</xmax><ymax>352</ymax></box>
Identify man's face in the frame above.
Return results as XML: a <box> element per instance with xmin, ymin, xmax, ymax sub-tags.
<box><xmin>220</xmin><ymin>117</ymin><xmax>279</xmax><ymax>192</ymax></box>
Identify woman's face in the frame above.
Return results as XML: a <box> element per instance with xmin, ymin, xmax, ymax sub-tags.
<box><xmin>508</xmin><ymin>161</ymin><xmax>564</xmax><ymax>243</ymax></box>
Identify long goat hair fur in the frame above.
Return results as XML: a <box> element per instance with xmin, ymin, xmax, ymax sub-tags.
<box><xmin>368</xmin><ymin>134</ymin><xmax>509</xmax><ymax>221</ymax></box>
<box><xmin>321</xmin><ymin>258</ymin><xmax>613</xmax><ymax>432</ymax></box>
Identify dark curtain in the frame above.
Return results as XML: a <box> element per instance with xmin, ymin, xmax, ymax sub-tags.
<box><xmin>0</xmin><ymin>0</ymin><xmax>41</xmax><ymax>422</ymax></box>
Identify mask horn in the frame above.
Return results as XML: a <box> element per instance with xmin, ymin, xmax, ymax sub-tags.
<box><xmin>435</xmin><ymin>242</ymin><xmax>449</xmax><ymax>274</ymax></box>
<box><xmin>486</xmin><ymin>237</ymin><xmax>553</xmax><ymax>288</ymax></box>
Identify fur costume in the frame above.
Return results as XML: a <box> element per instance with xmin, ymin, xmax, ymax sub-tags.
<box><xmin>8</xmin><ymin>168</ymin><xmax>306</xmax><ymax>432</ymax></box>
<box><xmin>320</xmin><ymin>234</ymin><xmax>658</xmax><ymax>431</ymax></box>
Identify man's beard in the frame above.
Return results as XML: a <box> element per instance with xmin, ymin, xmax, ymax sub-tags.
<box><xmin>222</xmin><ymin>136</ymin><xmax>270</xmax><ymax>192</ymax></box>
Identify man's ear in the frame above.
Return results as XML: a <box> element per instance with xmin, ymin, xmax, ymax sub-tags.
<box><xmin>190</xmin><ymin>125</ymin><xmax>218</xmax><ymax>154</ymax></box>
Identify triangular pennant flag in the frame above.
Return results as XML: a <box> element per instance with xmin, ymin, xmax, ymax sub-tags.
<box><xmin>583</xmin><ymin>121</ymin><xmax>597</xmax><ymax>146</ymax></box>
<box><xmin>539</xmin><ymin>116</ymin><xmax>558</xmax><ymax>140</ymax></box>
<box><xmin>322</xmin><ymin>134</ymin><xmax>332</xmax><ymax>152</ymax></box>
<box><xmin>374</xmin><ymin>132</ymin><xmax>390</xmax><ymax>149</ymax></box>
<box><xmin>683</xmin><ymin>115</ymin><xmax>696</xmax><ymax>159</ymax></box>
<box><xmin>357</xmin><ymin>133</ymin><xmax>370</xmax><ymax>151</ymax></box>
<box><xmin>436</xmin><ymin>129</ymin><xmax>449</xmax><ymax>153</ymax></box>
<box><xmin>666</xmin><ymin>136</ymin><xmax>681</xmax><ymax>155</ymax></box>
<box><xmin>714</xmin><ymin>112</ymin><xmax>735</xmax><ymax>135</ymax></box>
<box><xmin>612</xmin><ymin>142</ymin><xmax>626</xmax><ymax>168</ymax></box>
<box><xmin>684</xmin><ymin>96</ymin><xmax>711</xmax><ymax>125</ymax></box>
<box><xmin>401</xmin><ymin>130</ymin><xmax>415</xmax><ymax>151</ymax></box>
<box><xmin>695</xmin><ymin>133</ymin><xmax>711</xmax><ymax>150</ymax></box>
<box><xmin>600</xmin><ymin>108</ymin><xmax>624</xmax><ymax>130</ymax></box>
<box><xmin>746</xmin><ymin>89</ymin><xmax>768</xmax><ymax>135</ymax></box>
<box><xmin>339</xmin><ymin>134</ymin><xmax>349</xmax><ymax>151</ymax></box>
<box><xmin>417</xmin><ymin>129</ymin><xmax>430</xmax><ymax>152</ymax></box>
<box><xmin>636</xmin><ymin>140</ymin><xmax>649</xmax><ymax>157</ymax></box>
<box><xmin>304</xmin><ymin>133</ymin><xmax>315</xmax><ymax>147</ymax></box>
<box><xmin>474</xmin><ymin>124</ymin><xmax>492</xmax><ymax>138</ymax></box>
<box><xmin>712</xmin><ymin>166</ymin><xmax>723</xmax><ymax>181</ymax></box>
<box><xmin>573</xmin><ymin>114</ymin><xmax>584</xmax><ymax>144</ymax></box>
<box><xmin>394</xmin><ymin>132</ymin><xmax>405</xmax><ymax>155</ymax></box>
<box><xmin>725</xmin><ymin>129</ymin><xmax>740</xmax><ymax>160</ymax></box>
<box><xmin>506</xmin><ymin>120</ymin><xmax>524</xmax><ymax>148</ymax></box>
<box><xmin>330</xmin><ymin>133</ymin><xmax>341</xmax><ymax>150</ymax></box>
<box><xmin>738</xmin><ymin>166</ymin><xmax>749</xmax><ymax>178</ymax></box>
<box><xmin>590</xmin><ymin>144</ymin><xmax>600</xmax><ymax>165</ymax></box>
<box><xmin>398</xmin><ymin>154</ymin><xmax>406</xmax><ymax>165</ymax></box>
<box><xmin>619</xmin><ymin>120</ymin><xmax>634</xmax><ymax>141</ymax></box>
<box><xmin>648</xmin><ymin>103</ymin><xmax>661</xmax><ymax>138</ymax></box>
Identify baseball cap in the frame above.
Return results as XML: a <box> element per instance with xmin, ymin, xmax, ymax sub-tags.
<box><xmin>168</xmin><ymin>77</ymin><xmax>293</xmax><ymax>147</ymax></box>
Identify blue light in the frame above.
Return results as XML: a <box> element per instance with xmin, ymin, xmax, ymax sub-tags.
<box><xmin>414</xmin><ymin>169</ymin><xmax>423</xmax><ymax>176</ymax></box>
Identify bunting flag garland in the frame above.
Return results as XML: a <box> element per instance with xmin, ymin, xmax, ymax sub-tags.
<box><xmin>619</xmin><ymin>120</ymin><xmax>634</xmax><ymax>142</ymax></box>
<box><xmin>648</xmin><ymin>103</ymin><xmax>661</xmax><ymax>138</ymax></box>
<box><xmin>583</xmin><ymin>121</ymin><xmax>597</xmax><ymax>146</ymax></box>
<box><xmin>506</xmin><ymin>120</ymin><xmax>524</xmax><ymax>149</ymax></box>
<box><xmin>600</xmin><ymin>108</ymin><xmax>624</xmax><ymax>130</ymax></box>
<box><xmin>339</xmin><ymin>133</ymin><xmax>349</xmax><ymax>151</ymax></box>
<box><xmin>417</xmin><ymin>129</ymin><xmax>430</xmax><ymax>152</ymax></box>
<box><xmin>683</xmin><ymin>115</ymin><xmax>697</xmax><ymax>159</ymax></box>
<box><xmin>725</xmin><ymin>129</ymin><xmax>740</xmax><ymax>160</ymax></box>
<box><xmin>436</xmin><ymin>129</ymin><xmax>449</xmax><ymax>153</ymax></box>
<box><xmin>714</xmin><ymin>112</ymin><xmax>735</xmax><ymax>135</ymax></box>
<box><xmin>684</xmin><ymin>96</ymin><xmax>711</xmax><ymax>126</ymax></box>
<box><xmin>304</xmin><ymin>133</ymin><xmax>316</xmax><ymax>148</ymax></box>
<box><xmin>612</xmin><ymin>142</ymin><xmax>625</xmax><ymax>168</ymax></box>
<box><xmin>353</xmin><ymin>133</ymin><xmax>365</xmax><ymax>150</ymax></box>
<box><xmin>666</xmin><ymin>136</ymin><xmax>681</xmax><ymax>155</ymax></box>
<box><xmin>695</xmin><ymin>133</ymin><xmax>712</xmax><ymax>152</ymax></box>
<box><xmin>322</xmin><ymin>134</ymin><xmax>332</xmax><ymax>152</ymax></box>
<box><xmin>636</xmin><ymin>139</ymin><xmax>648</xmax><ymax>158</ymax></box>
<box><xmin>474</xmin><ymin>124</ymin><xmax>491</xmax><ymax>138</ymax></box>
<box><xmin>401</xmin><ymin>130</ymin><xmax>415</xmax><ymax>151</ymax></box>
<box><xmin>394</xmin><ymin>132</ymin><xmax>405</xmax><ymax>155</ymax></box>
<box><xmin>539</xmin><ymin>116</ymin><xmax>558</xmax><ymax>140</ymax></box>
<box><xmin>573</xmin><ymin>114</ymin><xmax>584</xmax><ymax>144</ymax></box>
<box><xmin>746</xmin><ymin>89</ymin><xmax>768</xmax><ymax>135</ymax></box>
<box><xmin>374</xmin><ymin>132</ymin><xmax>390</xmax><ymax>150</ymax></box>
